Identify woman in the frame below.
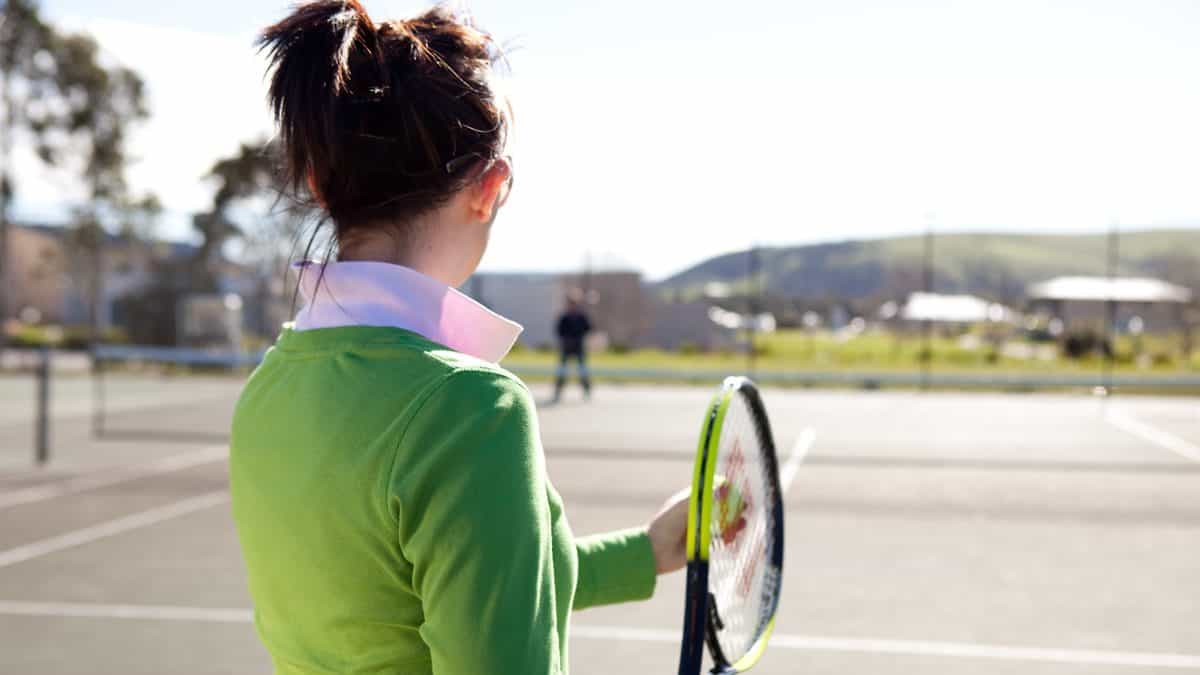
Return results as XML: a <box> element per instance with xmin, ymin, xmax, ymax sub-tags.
<box><xmin>230</xmin><ymin>2</ymin><xmax>689</xmax><ymax>674</ymax></box>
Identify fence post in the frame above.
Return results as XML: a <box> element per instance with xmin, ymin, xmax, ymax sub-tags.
<box><xmin>35</xmin><ymin>346</ymin><xmax>50</xmax><ymax>466</ymax></box>
<box><xmin>92</xmin><ymin>344</ymin><xmax>106</xmax><ymax>438</ymax></box>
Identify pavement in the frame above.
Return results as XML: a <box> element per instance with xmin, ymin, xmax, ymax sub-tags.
<box><xmin>1</xmin><ymin>371</ymin><xmax>1199</xmax><ymax>674</ymax></box>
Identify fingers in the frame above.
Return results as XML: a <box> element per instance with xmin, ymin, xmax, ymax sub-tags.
<box><xmin>648</xmin><ymin>486</ymin><xmax>692</xmax><ymax>575</ymax></box>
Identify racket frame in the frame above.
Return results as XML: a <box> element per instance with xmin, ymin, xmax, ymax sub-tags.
<box><xmin>677</xmin><ymin>377</ymin><xmax>784</xmax><ymax>675</ymax></box>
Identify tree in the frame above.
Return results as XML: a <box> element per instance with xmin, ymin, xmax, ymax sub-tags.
<box><xmin>45</xmin><ymin>31</ymin><xmax>150</xmax><ymax>340</ymax></box>
<box><xmin>196</xmin><ymin>140</ymin><xmax>305</xmax><ymax>285</ymax></box>
<box><xmin>189</xmin><ymin>142</ymin><xmax>270</xmax><ymax>292</ymax></box>
<box><xmin>0</xmin><ymin>0</ymin><xmax>152</xmax><ymax>345</ymax></box>
<box><xmin>0</xmin><ymin>0</ymin><xmax>62</xmax><ymax>346</ymax></box>
<box><xmin>187</xmin><ymin>139</ymin><xmax>308</xmax><ymax>338</ymax></box>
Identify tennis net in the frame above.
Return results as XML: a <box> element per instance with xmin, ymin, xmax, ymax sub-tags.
<box><xmin>92</xmin><ymin>344</ymin><xmax>263</xmax><ymax>442</ymax></box>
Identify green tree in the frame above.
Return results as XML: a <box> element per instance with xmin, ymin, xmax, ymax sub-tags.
<box><xmin>1</xmin><ymin>0</ymin><xmax>152</xmax><ymax>345</ymax></box>
<box><xmin>47</xmin><ymin>30</ymin><xmax>150</xmax><ymax>341</ymax></box>
<box><xmin>0</xmin><ymin>0</ymin><xmax>62</xmax><ymax>345</ymax></box>
<box><xmin>182</xmin><ymin>139</ymin><xmax>308</xmax><ymax>339</ymax></box>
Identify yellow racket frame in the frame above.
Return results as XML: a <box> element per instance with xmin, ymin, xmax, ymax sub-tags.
<box><xmin>683</xmin><ymin>376</ymin><xmax>780</xmax><ymax>674</ymax></box>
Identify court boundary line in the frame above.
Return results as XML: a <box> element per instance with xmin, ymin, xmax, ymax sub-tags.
<box><xmin>780</xmin><ymin>427</ymin><xmax>816</xmax><ymax>491</ymax></box>
<box><xmin>0</xmin><ymin>491</ymin><xmax>229</xmax><ymax>569</ymax></box>
<box><xmin>571</xmin><ymin>625</ymin><xmax>1200</xmax><ymax>669</ymax></box>
<box><xmin>0</xmin><ymin>600</ymin><xmax>251</xmax><ymax>623</ymax></box>
<box><xmin>0</xmin><ymin>601</ymin><xmax>1196</xmax><ymax>669</ymax></box>
<box><xmin>1105</xmin><ymin>408</ymin><xmax>1200</xmax><ymax>463</ymax></box>
<box><xmin>0</xmin><ymin>445</ymin><xmax>229</xmax><ymax>511</ymax></box>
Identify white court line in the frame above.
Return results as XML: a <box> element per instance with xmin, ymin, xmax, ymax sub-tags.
<box><xmin>1105</xmin><ymin>408</ymin><xmax>1200</xmax><ymax>463</ymax></box>
<box><xmin>0</xmin><ymin>601</ymin><xmax>251</xmax><ymax>623</ymax></box>
<box><xmin>576</xmin><ymin>625</ymin><xmax>1200</xmax><ymax>669</ymax></box>
<box><xmin>0</xmin><ymin>445</ymin><xmax>229</xmax><ymax>511</ymax></box>
<box><xmin>780</xmin><ymin>427</ymin><xmax>816</xmax><ymax>491</ymax></box>
<box><xmin>0</xmin><ymin>491</ymin><xmax>229</xmax><ymax>570</ymax></box>
<box><xmin>1</xmin><ymin>602</ymin><xmax>1197</xmax><ymax>670</ymax></box>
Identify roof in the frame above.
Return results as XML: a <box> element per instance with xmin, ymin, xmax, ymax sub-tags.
<box><xmin>901</xmin><ymin>292</ymin><xmax>1016</xmax><ymax>323</ymax></box>
<box><xmin>1028</xmin><ymin>276</ymin><xmax>1192</xmax><ymax>303</ymax></box>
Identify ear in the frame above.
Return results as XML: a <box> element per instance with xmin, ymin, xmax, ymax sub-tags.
<box><xmin>466</xmin><ymin>159</ymin><xmax>511</xmax><ymax>223</ymax></box>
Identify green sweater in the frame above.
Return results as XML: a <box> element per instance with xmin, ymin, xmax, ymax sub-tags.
<box><xmin>230</xmin><ymin>326</ymin><xmax>656</xmax><ymax>674</ymax></box>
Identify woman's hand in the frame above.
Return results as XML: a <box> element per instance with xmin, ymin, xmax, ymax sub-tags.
<box><xmin>647</xmin><ymin>487</ymin><xmax>691</xmax><ymax>574</ymax></box>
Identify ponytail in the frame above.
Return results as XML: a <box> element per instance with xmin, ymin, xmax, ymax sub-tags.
<box><xmin>258</xmin><ymin>1</ymin><xmax>383</xmax><ymax>202</ymax></box>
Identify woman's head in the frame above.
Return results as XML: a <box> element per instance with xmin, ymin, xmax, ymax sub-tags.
<box><xmin>260</xmin><ymin>1</ymin><xmax>511</xmax><ymax>283</ymax></box>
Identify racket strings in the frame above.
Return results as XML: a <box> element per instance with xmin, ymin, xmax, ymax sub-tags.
<box><xmin>707</xmin><ymin>393</ymin><xmax>776</xmax><ymax>662</ymax></box>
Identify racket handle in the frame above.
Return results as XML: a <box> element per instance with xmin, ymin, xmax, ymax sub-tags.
<box><xmin>677</xmin><ymin>562</ymin><xmax>708</xmax><ymax>675</ymax></box>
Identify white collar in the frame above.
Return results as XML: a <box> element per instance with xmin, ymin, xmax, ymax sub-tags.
<box><xmin>292</xmin><ymin>261</ymin><xmax>523</xmax><ymax>363</ymax></box>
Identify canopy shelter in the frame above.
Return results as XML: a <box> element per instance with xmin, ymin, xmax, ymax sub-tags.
<box><xmin>1028</xmin><ymin>276</ymin><xmax>1192</xmax><ymax>304</ymax></box>
<box><xmin>900</xmin><ymin>292</ymin><xmax>1017</xmax><ymax>324</ymax></box>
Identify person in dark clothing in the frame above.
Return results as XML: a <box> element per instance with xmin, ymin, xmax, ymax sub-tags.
<box><xmin>554</xmin><ymin>295</ymin><xmax>592</xmax><ymax>402</ymax></box>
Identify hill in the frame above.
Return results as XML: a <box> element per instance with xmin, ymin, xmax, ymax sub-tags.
<box><xmin>656</xmin><ymin>230</ymin><xmax>1200</xmax><ymax>303</ymax></box>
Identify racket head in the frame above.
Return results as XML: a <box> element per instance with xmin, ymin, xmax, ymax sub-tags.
<box><xmin>679</xmin><ymin>377</ymin><xmax>784</xmax><ymax>675</ymax></box>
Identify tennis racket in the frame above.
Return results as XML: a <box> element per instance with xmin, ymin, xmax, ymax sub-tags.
<box><xmin>678</xmin><ymin>376</ymin><xmax>784</xmax><ymax>675</ymax></box>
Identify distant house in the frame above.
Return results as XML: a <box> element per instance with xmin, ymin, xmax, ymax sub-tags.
<box><xmin>900</xmin><ymin>292</ymin><xmax>1017</xmax><ymax>325</ymax></box>
<box><xmin>1027</xmin><ymin>276</ymin><xmax>1191</xmax><ymax>333</ymax></box>
<box><xmin>4</xmin><ymin>224</ymin><xmax>73</xmax><ymax>324</ymax></box>
<box><xmin>6</xmin><ymin>223</ymin><xmax>269</xmax><ymax>344</ymax></box>
<box><xmin>5</xmin><ymin>223</ymin><xmax>198</xmax><ymax>329</ymax></box>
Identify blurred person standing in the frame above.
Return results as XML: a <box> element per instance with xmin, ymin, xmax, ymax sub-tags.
<box><xmin>554</xmin><ymin>291</ymin><xmax>592</xmax><ymax>402</ymax></box>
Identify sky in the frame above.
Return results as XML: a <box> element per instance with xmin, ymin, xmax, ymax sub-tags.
<box><xmin>12</xmin><ymin>0</ymin><xmax>1200</xmax><ymax>279</ymax></box>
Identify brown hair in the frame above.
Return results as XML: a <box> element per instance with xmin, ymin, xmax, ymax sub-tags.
<box><xmin>259</xmin><ymin>1</ymin><xmax>508</xmax><ymax>244</ymax></box>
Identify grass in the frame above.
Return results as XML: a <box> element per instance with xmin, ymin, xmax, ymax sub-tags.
<box><xmin>502</xmin><ymin>329</ymin><xmax>1200</xmax><ymax>376</ymax></box>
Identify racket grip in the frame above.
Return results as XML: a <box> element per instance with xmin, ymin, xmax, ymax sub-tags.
<box><xmin>677</xmin><ymin>562</ymin><xmax>709</xmax><ymax>675</ymax></box>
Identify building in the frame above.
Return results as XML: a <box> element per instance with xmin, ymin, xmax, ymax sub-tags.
<box><xmin>4</xmin><ymin>224</ymin><xmax>74</xmax><ymax>324</ymax></box>
<box><xmin>900</xmin><ymin>292</ymin><xmax>1017</xmax><ymax>325</ymax></box>
<box><xmin>466</xmin><ymin>270</ymin><xmax>741</xmax><ymax>352</ymax></box>
<box><xmin>644</xmin><ymin>300</ymin><xmax>738</xmax><ymax>351</ymax></box>
<box><xmin>6</xmin><ymin>223</ymin><xmax>271</xmax><ymax>345</ymax></box>
<box><xmin>558</xmin><ymin>271</ymin><xmax>647</xmax><ymax>350</ymax></box>
<box><xmin>1027</xmin><ymin>276</ymin><xmax>1192</xmax><ymax>334</ymax></box>
<box><xmin>464</xmin><ymin>273</ymin><xmax>561</xmax><ymax>348</ymax></box>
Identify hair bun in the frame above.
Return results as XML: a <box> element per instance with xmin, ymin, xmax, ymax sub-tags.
<box><xmin>259</xmin><ymin>2</ymin><xmax>508</xmax><ymax>228</ymax></box>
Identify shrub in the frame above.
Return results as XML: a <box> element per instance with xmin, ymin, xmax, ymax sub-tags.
<box><xmin>1151</xmin><ymin>351</ymin><xmax>1176</xmax><ymax>368</ymax></box>
<box><xmin>1061</xmin><ymin>329</ymin><xmax>1111</xmax><ymax>360</ymax></box>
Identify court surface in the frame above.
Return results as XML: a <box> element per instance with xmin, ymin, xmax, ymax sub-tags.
<box><xmin>1</xmin><ymin>372</ymin><xmax>1199</xmax><ymax>674</ymax></box>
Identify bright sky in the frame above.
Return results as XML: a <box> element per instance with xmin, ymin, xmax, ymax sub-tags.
<box><xmin>13</xmin><ymin>0</ymin><xmax>1200</xmax><ymax>278</ymax></box>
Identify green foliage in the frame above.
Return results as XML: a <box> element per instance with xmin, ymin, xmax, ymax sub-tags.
<box><xmin>1150</xmin><ymin>351</ymin><xmax>1176</xmax><ymax>368</ymax></box>
<box><xmin>1</xmin><ymin>0</ymin><xmax>62</xmax><ymax>165</ymax></box>
<box><xmin>193</xmin><ymin>139</ymin><xmax>306</xmax><ymax>287</ymax></box>
<box><xmin>1</xmin><ymin>0</ymin><xmax>156</xmax><ymax>342</ymax></box>
<box><xmin>8</xmin><ymin>323</ymin><xmax>56</xmax><ymax>348</ymax></box>
<box><xmin>1061</xmin><ymin>329</ymin><xmax>1110</xmax><ymax>360</ymax></box>
<box><xmin>502</xmin><ymin>328</ymin><xmax>1199</xmax><ymax>375</ymax></box>
<box><xmin>6</xmin><ymin>323</ymin><xmax>127</xmax><ymax>349</ymax></box>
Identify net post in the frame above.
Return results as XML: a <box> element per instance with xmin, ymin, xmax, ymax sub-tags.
<box><xmin>35</xmin><ymin>345</ymin><xmax>50</xmax><ymax>466</ymax></box>
<box><xmin>920</xmin><ymin>222</ymin><xmax>934</xmax><ymax>391</ymax></box>
<box><xmin>1103</xmin><ymin>223</ymin><xmax>1119</xmax><ymax>396</ymax></box>
<box><xmin>92</xmin><ymin>343</ymin><xmax>105</xmax><ymax>438</ymax></box>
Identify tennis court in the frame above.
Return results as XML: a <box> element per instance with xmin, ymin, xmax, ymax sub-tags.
<box><xmin>1</xmin><ymin>369</ymin><xmax>1199</xmax><ymax>674</ymax></box>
